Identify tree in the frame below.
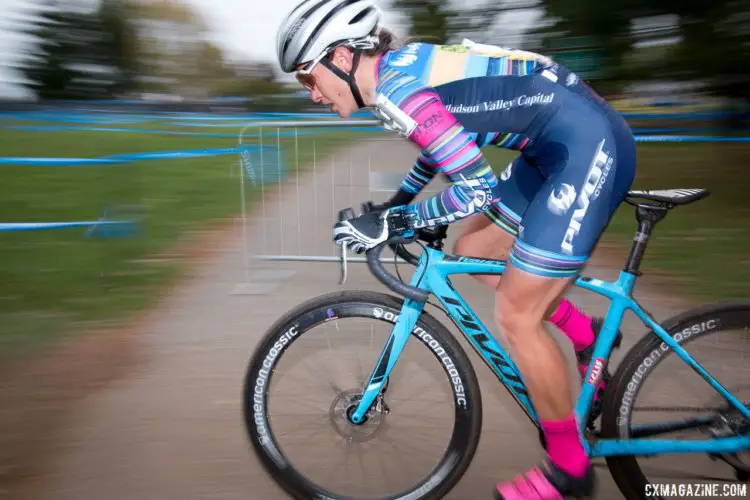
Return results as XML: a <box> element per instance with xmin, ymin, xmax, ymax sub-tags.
<box><xmin>390</xmin><ymin>0</ymin><xmax>505</xmax><ymax>44</ymax></box>
<box><xmin>212</xmin><ymin>61</ymin><xmax>283</xmax><ymax>98</ymax></box>
<box><xmin>17</xmin><ymin>6</ymin><xmax>79</xmax><ymax>100</ymax></box>
<box><xmin>129</xmin><ymin>0</ymin><xmax>288</xmax><ymax>100</ymax></box>
<box><xmin>523</xmin><ymin>0</ymin><xmax>635</xmax><ymax>95</ymax></box>
<box><xmin>390</xmin><ymin>0</ymin><xmax>455</xmax><ymax>44</ymax></box>
<box><xmin>632</xmin><ymin>0</ymin><xmax>750</xmax><ymax>102</ymax></box>
<box><xmin>97</xmin><ymin>0</ymin><xmax>140</xmax><ymax>96</ymax></box>
<box><xmin>528</xmin><ymin>0</ymin><xmax>750</xmax><ymax>101</ymax></box>
<box><xmin>129</xmin><ymin>0</ymin><xmax>213</xmax><ymax>97</ymax></box>
<box><xmin>14</xmin><ymin>0</ymin><xmax>291</xmax><ymax>101</ymax></box>
<box><xmin>15</xmin><ymin>2</ymin><xmax>102</xmax><ymax>100</ymax></box>
<box><xmin>15</xmin><ymin>0</ymin><xmax>140</xmax><ymax>99</ymax></box>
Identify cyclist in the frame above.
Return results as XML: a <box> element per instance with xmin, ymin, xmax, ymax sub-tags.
<box><xmin>277</xmin><ymin>0</ymin><xmax>636</xmax><ymax>498</ymax></box>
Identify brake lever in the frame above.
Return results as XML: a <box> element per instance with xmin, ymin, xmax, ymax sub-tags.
<box><xmin>337</xmin><ymin>207</ymin><xmax>357</xmax><ymax>286</ymax></box>
<box><xmin>339</xmin><ymin>245</ymin><xmax>348</xmax><ymax>285</ymax></box>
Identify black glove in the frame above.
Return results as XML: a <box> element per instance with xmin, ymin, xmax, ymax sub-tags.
<box><xmin>362</xmin><ymin>200</ymin><xmax>393</xmax><ymax>213</ymax></box>
<box><xmin>333</xmin><ymin>206</ymin><xmax>414</xmax><ymax>254</ymax></box>
<box><xmin>362</xmin><ymin>189</ymin><xmax>416</xmax><ymax>214</ymax></box>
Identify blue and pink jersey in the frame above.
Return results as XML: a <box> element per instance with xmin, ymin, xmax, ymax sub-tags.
<box><xmin>372</xmin><ymin>40</ymin><xmax>561</xmax><ymax>227</ymax></box>
<box><xmin>371</xmin><ymin>39</ymin><xmax>637</xmax><ymax>278</ymax></box>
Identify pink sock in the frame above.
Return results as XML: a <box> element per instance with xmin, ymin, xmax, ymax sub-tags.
<box><xmin>549</xmin><ymin>298</ymin><xmax>594</xmax><ymax>352</ymax></box>
<box><xmin>541</xmin><ymin>415</ymin><xmax>590</xmax><ymax>478</ymax></box>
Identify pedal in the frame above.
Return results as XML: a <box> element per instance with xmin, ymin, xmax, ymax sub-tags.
<box><xmin>613</xmin><ymin>331</ymin><xmax>623</xmax><ymax>349</ymax></box>
<box><xmin>577</xmin><ymin>319</ymin><xmax>623</xmax><ymax>366</ymax></box>
<box><xmin>586</xmin><ymin>369</ymin><xmax>612</xmax><ymax>430</ymax></box>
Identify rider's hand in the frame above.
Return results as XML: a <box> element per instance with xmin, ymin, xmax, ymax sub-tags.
<box><xmin>363</xmin><ymin>200</ymin><xmax>394</xmax><ymax>213</ymax></box>
<box><xmin>333</xmin><ymin>206</ymin><xmax>413</xmax><ymax>254</ymax></box>
<box><xmin>362</xmin><ymin>188</ymin><xmax>416</xmax><ymax>214</ymax></box>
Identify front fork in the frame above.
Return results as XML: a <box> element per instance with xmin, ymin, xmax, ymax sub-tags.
<box><xmin>350</xmin><ymin>296</ymin><xmax>426</xmax><ymax>423</ymax></box>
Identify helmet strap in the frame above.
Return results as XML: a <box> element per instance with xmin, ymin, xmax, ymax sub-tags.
<box><xmin>321</xmin><ymin>49</ymin><xmax>367</xmax><ymax>109</ymax></box>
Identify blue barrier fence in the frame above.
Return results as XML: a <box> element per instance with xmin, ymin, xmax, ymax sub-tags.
<box><xmin>635</xmin><ymin>135</ymin><xmax>750</xmax><ymax>143</ymax></box>
<box><xmin>1</xmin><ymin>122</ymin><xmax>378</xmax><ymax>138</ymax></box>
<box><xmin>0</xmin><ymin>144</ymin><xmax>268</xmax><ymax>235</ymax></box>
<box><xmin>0</xmin><ymin>157</ymin><xmax>124</xmax><ymax>166</ymax></box>
<box><xmin>0</xmin><ymin>220</ymin><xmax>136</xmax><ymax>235</ymax></box>
<box><xmin>2</xmin><ymin>110</ymin><xmax>748</xmax><ymax>235</ymax></box>
<box><xmin>0</xmin><ymin>145</ymin><xmax>265</xmax><ymax>166</ymax></box>
<box><xmin>3</xmin><ymin>121</ymin><xmax>749</xmax><ymax>142</ymax></box>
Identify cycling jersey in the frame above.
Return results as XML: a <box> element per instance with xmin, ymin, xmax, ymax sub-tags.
<box><xmin>372</xmin><ymin>39</ymin><xmax>636</xmax><ymax>277</ymax></box>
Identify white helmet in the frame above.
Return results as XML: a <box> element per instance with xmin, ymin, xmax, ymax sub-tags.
<box><xmin>276</xmin><ymin>0</ymin><xmax>382</xmax><ymax>73</ymax></box>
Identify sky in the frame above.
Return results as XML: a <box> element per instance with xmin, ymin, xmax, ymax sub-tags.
<box><xmin>0</xmin><ymin>0</ymin><xmax>537</xmax><ymax>99</ymax></box>
<box><xmin>184</xmin><ymin>0</ymin><xmax>409</xmax><ymax>64</ymax></box>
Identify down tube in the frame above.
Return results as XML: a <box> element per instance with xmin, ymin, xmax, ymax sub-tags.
<box><xmin>427</xmin><ymin>270</ymin><xmax>539</xmax><ymax>423</ymax></box>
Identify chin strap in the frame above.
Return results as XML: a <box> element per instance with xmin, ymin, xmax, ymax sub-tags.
<box><xmin>321</xmin><ymin>50</ymin><xmax>367</xmax><ymax>109</ymax></box>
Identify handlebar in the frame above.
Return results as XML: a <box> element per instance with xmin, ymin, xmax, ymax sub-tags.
<box><xmin>338</xmin><ymin>202</ymin><xmax>448</xmax><ymax>303</ymax></box>
<box><xmin>366</xmin><ymin>236</ymin><xmax>429</xmax><ymax>302</ymax></box>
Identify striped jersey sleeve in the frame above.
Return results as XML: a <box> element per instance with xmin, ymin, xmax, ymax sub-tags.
<box><xmin>398</xmin><ymin>131</ymin><xmax>504</xmax><ymax>196</ymax></box>
<box><xmin>374</xmin><ymin>70</ymin><xmax>501</xmax><ymax>228</ymax></box>
<box><xmin>399</xmin><ymin>151</ymin><xmax>437</xmax><ymax>195</ymax></box>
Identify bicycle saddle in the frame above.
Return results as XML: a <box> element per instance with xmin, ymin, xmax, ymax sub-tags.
<box><xmin>626</xmin><ymin>189</ymin><xmax>709</xmax><ymax>206</ymax></box>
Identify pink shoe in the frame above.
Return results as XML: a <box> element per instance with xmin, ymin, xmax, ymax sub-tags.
<box><xmin>494</xmin><ymin>460</ymin><xmax>595</xmax><ymax>499</ymax></box>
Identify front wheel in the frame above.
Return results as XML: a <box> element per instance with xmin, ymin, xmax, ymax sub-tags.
<box><xmin>601</xmin><ymin>301</ymin><xmax>750</xmax><ymax>499</ymax></box>
<box><xmin>243</xmin><ymin>290</ymin><xmax>483</xmax><ymax>500</ymax></box>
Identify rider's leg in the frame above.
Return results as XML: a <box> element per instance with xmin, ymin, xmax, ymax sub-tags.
<box><xmin>498</xmin><ymin>266</ymin><xmax>590</xmax><ymax>455</ymax></box>
<box><xmin>493</xmin><ymin>265</ymin><xmax>595</xmax><ymax>498</ymax></box>
<box><xmin>492</xmin><ymin>104</ymin><xmax>636</xmax><ymax>497</ymax></box>
<box><xmin>452</xmin><ymin>213</ymin><xmax>512</xmax><ymax>289</ymax></box>
<box><xmin>453</xmin><ymin>217</ymin><xmax>577</xmax><ymax>321</ymax></box>
<box><xmin>453</xmin><ymin>198</ymin><xmax>599</xmax><ymax>386</ymax></box>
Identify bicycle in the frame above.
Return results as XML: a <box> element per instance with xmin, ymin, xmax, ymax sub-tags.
<box><xmin>243</xmin><ymin>187</ymin><xmax>750</xmax><ymax>499</ymax></box>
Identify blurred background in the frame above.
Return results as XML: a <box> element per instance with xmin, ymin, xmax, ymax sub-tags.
<box><xmin>2</xmin><ymin>0</ymin><xmax>749</xmax><ymax>109</ymax></box>
<box><xmin>0</xmin><ymin>1</ymin><xmax>749</xmax><ymax>498</ymax></box>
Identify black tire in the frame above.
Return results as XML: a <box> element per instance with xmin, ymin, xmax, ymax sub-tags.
<box><xmin>242</xmin><ymin>290</ymin><xmax>483</xmax><ymax>500</ymax></box>
<box><xmin>600</xmin><ymin>300</ymin><xmax>750</xmax><ymax>499</ymax></box>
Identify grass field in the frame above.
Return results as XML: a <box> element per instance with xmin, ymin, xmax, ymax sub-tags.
<box><xmin>0</xmin><ymin>119</ymin><xmax>366</xmax><ymax>359</ymax></box>
<box><xmin>1</xmin><ymin>115</ymin><xmax>748</xmax><ymax>359</ymax></box>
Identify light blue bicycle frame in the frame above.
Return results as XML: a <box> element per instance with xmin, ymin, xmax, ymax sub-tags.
<box><xmin>350</xmin><ymin>246</ymin><xmax>750</xmax><ymax>458</ymax></box>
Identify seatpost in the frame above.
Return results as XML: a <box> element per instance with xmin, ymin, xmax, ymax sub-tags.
<box><xmin>623</xmin><ymin>204</ymin><xmax>669</xmax><ymax>275</ymax></box>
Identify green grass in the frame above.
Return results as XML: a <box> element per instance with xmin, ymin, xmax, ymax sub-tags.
<box><xmin>484</xmin><ymin>142</ymin><xmax>750</xmax><ymax>302</ymax></box>
<box><xmin>603</xmin><ymin>143</ymin><xmax>750</xmax><ymax>301</ymax></box>
<box><xmin>0</xmin><ymin>123</ymin><xmax>355</xmax><ymax>359</ymax></box>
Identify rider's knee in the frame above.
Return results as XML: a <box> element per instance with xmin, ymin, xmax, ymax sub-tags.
<box><xmin>453</xmin><ymin>221</ymin><xmax>514</xmax><ymax>259</ymax></box>
<box><xmin>495</xmin><ymin>291</ymin><xmax>541</xmax><ymax>344</ymax></box>
<box><xmin>452</xmin><ymin>231</ymin><xmax>478</xmax><ymax>256</ymax></box>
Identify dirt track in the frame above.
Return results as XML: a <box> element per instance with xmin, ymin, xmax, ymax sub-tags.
<box><xmin>3</xmin><ymin>137</ymin><xmax>745</xmax><ymax>500</ymax></box>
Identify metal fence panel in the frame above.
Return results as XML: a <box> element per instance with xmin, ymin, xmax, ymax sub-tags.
<box><xmin>230</xmin><ymin>119</ymin><xmax>445</xmax><ymax>293</ymax></box>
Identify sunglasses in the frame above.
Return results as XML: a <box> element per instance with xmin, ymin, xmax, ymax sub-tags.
<box><xmin>295</xmin><ymin>50</ymin><xmax>331</xmax><ymax>90</ymax></box>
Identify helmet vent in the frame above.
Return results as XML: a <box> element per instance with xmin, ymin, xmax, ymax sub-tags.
<box><xmin>350</xmin><ymin>6</ymin><xmax>373</xmax><ymax>24</ymax></box>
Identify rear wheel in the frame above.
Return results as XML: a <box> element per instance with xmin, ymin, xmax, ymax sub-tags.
<box><xmin>601</xmin><ymin>301</ymin><xmax>750</xmax><ymax>499</ymax></box>
<box><xmin>243</xmin><ymin>290</ymin><xmax>483</xmax><ymax>500</ymax></box>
